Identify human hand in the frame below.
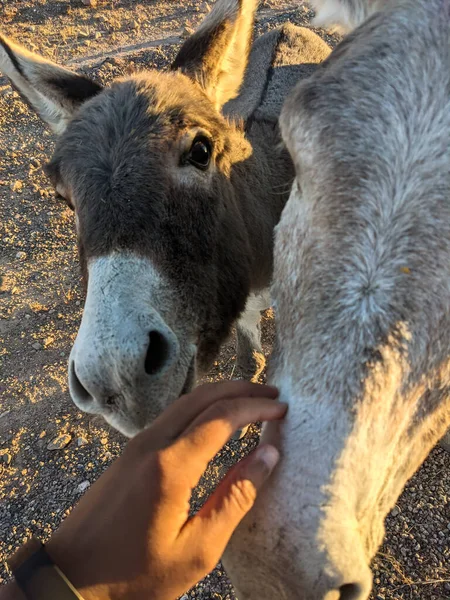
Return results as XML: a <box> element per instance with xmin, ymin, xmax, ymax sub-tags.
<box><xmin>46</xmin><ymin>381</ymin><xmax>287</xmax><ymax>600</ymax></box>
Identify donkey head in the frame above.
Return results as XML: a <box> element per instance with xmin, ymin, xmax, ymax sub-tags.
<box><xmin>275</xmin><ymin>0</ymin><xmax>450</xmax><ymax>594</ymax></box>
<box><xmin>224</xmin><ymin>1</ymin><xmax>450</xmax><ymax>599</ymax></box>
<box><xmin>0</xmin><ymin>0</ymin><xmax>260</xmax><ymax>436</ymax></box>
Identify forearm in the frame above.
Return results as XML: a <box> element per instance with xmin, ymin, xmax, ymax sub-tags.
<box><xmin>0</xmin><ymin>581</ymin><xmax>26</xmax><ymax>600</ymax></box>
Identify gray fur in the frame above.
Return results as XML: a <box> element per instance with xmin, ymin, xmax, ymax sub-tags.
<box><xmin>224</xmin><ymin>1</ymin><xmax>450</xmax><ymax>598</ymax></box>
<box><xmin>225</xmin><ymin>24</ymin><xmax>330</xmax><ymax>121</ymax></box>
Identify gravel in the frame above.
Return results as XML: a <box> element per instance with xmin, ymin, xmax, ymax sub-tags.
<box><xmin>0</xmin><ymin>2</ymin><xmax>449</xmax><ymax>599</ymax></box>
<box><xmin>47</xmin><ymin>433</ymin><xmax>72</xmax><ymax>451</ymax></box>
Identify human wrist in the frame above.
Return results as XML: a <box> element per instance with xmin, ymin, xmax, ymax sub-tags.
<box><xmin>0</xmin><ymin>580</ymin><xmax>27</xmax><ymax>600</ymax></box>
<box><xmin>45</xmin><ymin>536</ymin><xmax>142</xmax><ymax>600</ymax></box>
<box><xmin>45</xmin><ymin>538</ymin><xmax>111</xmax><ymax>600</ymax></box>
<box><xmin>5</xmin><ymin>537</ymin><xmax>97</xmax><ymax>600</ymax></box>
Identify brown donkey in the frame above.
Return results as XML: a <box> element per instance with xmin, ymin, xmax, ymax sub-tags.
<box><xmin>0</xmin><ymin>1</ymin><xmax>330</xmax><ymax>436</ymax></box>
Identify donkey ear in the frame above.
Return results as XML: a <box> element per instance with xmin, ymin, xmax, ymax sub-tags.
<box><xmin>309</xmin><ymin>0</ymin><xmax>367</xmax><ymax>30</ymax></box>
<box><xmin>0</xmin><ymin>34</ymin><xmax>102</xmax><ymax>135</ymax></box>
<box><xmin>171</xmin><ymin>0</ymin><xmax>259</xmax><ymax>109</ymax></box>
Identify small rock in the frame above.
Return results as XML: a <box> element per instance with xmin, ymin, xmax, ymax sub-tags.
<box><xmin>100</xmin><ymin>437</ymin><xmax>108</xmax><ymax>445</ymax></box>
<box><xmin>81</xmin><ymin>0</ymin><xmax>97</xmax><ymax>6</ymax></box>
<box><xmin>102</xmin><ymin>56</ymin><xmax>124</xmax><ymax>68</ymax></box>
<box><xmin>77</xmin><ymin>437</ymin><xmax>88</xmax><ymax>447</ymax></box>
<box><xmin>1</xmin><ymin>453</ymin><xmax>12</xmax><ymax>465</ymax></box>
<box><xmin>180</xmin><ymin>596</ymin><xmax>189</xmax><ymax>600</ymax></box>
<box><xmin>32</xmin><ymin>342</ymin><xmax>42</xmax><ymax>350</ymax></box>
<box><xmin>181</xmin><ymin>25</ymin><xmax>194</xmax><ymax>39</ymax></box>
<box><xmin>44</xmin><ymin>336</ymin><xmax>55</xmax><ymax>348</ymax></box>
<box><xmin>15</xmin><ymin>251</ymin><xmax>27</xmax><ymax>260</ymax></box>
<box><xmin>77</xmin><ymin>480</ymin><xmax>91</xmax><ymax>493</ymax></box>
<box><xmin>47</xmin><ymin>433</ymin><xmax>72</xmax><ymax>451</ymax></box>
<box><xmin>25</xmin><ymin>314</ymin><xmax>31</xmax><ymax>320</ymax></box>
<box><xmin>391</xmin><ymin>506</ymin><xmax>400</xmax><ymax>517</ymax></box>
<box><xmin>11</xmin><ymin>180</ymin><xmax>24</xmax><ymax>192</ymax></box>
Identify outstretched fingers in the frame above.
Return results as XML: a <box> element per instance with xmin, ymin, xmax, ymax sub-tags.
<box><xmin>136</xmin><ymin>381</ymin><xmax>279</xmax><ymax>451</ymax></box>
<box><xmin>165</xmin><ymin>394</ymin><xmax>287</xmax><ymax>492</ymax></box>
<box><xmin>179</xmin><ymin>444</ymin><xmax>280</xmax><ymax>573</ymax></box>
<box><xmin>129</xmin><ymin>383</ymin><xmax>286</xmax><ymax>546</ymax></box>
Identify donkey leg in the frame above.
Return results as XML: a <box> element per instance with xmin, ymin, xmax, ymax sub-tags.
<box><xmin>232</xmin><ymin>291</ymin><xmax>270</xmax><ymax>440</ymax></box>
<box><xmin>236</xmin><ymin>291</ymin><xmax>270</xmax><ymax>382</ymax></box>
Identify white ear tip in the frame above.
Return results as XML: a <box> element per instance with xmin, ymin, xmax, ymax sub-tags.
<box><xmin>312</xmin><ymin>14</ymin><xmax>326</xmax><ymax>27</ymax></box>
<box><xmin>312</xmin><ymin>15</ymin><xmax>346</xmax><ymax>34</ymax></box>
<box><xmin>309</xmin><ymin>0</ymin><xmax>345</xmax><ymax>28</ymax></box>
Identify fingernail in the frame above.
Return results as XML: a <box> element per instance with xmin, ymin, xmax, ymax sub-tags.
<box><xmin>245</xmin><ymin>445</ymin><xmax>280</xmax><ymax>485</ymax></box>
<box><xmin>255</xmin><ymin>445</ymin><xmax>280</xmax><ymax>470</ymax></box>
<box><xmin>272</xmin><ymin>401</ymin><xmax>288</xmax><ymax>416</ymax></box>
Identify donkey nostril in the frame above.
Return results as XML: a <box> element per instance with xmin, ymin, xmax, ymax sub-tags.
<box><xmin>144</xmin><ymin>330</ymin><xmax>170</xmax><ymax>375</ymax></box>
<box><xmin>105</xmin><ymin>395</ymin><xmax>116</xmax><ymax>407</ymax></box>
<box><xmin>69</xmin><ymin>360</ymin><xmax>94</xmax><ymax>406</ymax></box>
<box><xmin>339</xmin><ymin>583</ymin><xmax>363</xmax><ymax>600</ymax></box>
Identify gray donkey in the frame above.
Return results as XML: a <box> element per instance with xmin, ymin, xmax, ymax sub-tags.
<box><xmin>0</xmin><ymin>1</ymin><xmax>330</xmax><ymax>437</ymax></box>
<box><xmin>224</xmin><ymin>0</ymin><xmax>450</xmax><ymax>599</ymax></box>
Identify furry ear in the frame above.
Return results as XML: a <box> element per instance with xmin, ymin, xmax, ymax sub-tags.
<box><xmin>310</xmin><ymin>0</ymin><xmax>377</xmax><ymax>31</ymax></box>
<box><xmin>0</xmin><ymin>34</ymin><xmax>102</xmax><ymax>134</ymax></box>
<box><xmin>171</xmin><ymin>0</ymin><xmax>259</xmax><ymax>110</ymax></box>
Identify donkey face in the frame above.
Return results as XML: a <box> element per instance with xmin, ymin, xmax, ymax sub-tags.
<box><xmin>224</xmin><ymin>1</ymin><xmax>450</xmax><ymax>598</ymax></box>
<box><xmin>273</xmin><ymin>1</ymin><xmax>450</xmax><ymax>594</ymax></box>
<box><xmin>0</xmin><ymin>0</ymin><xmax>259</xmax><ymax>436</ymax></box>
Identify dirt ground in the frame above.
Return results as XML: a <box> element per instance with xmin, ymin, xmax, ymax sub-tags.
<box><xmin>0</xmin><ymin>1</ymin><xmax>449</xmax><ymax>599</ymax></box>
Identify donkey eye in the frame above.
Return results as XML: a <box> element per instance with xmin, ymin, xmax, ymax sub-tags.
<box><xmin>187</xmin><ymin>137</ymin><xmax>212</xmax><ymax>170</ymax></box>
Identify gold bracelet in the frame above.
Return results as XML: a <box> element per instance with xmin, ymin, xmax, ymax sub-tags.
<box><xmin>8</xmin><ymin>538</ymin><xmax>84</xmax><ymax>600</ymax></box>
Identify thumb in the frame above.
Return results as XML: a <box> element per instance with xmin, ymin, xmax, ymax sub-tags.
<box><xmin>182</xmin><ymin>445</ymin><xmax>279</xmax><ymax>560</ymax></box>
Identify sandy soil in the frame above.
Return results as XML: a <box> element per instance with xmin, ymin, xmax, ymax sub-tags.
<box><xmin>0</xmin><ymin>2</ymin><xmax>449</xmax><ymax>599</ymax></box>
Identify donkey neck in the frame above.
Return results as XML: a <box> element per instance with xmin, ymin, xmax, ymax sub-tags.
<box><xmin>232</xmin><ymin>118</ymin><xmax>294</xmax><ymax>291</ymax></box>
